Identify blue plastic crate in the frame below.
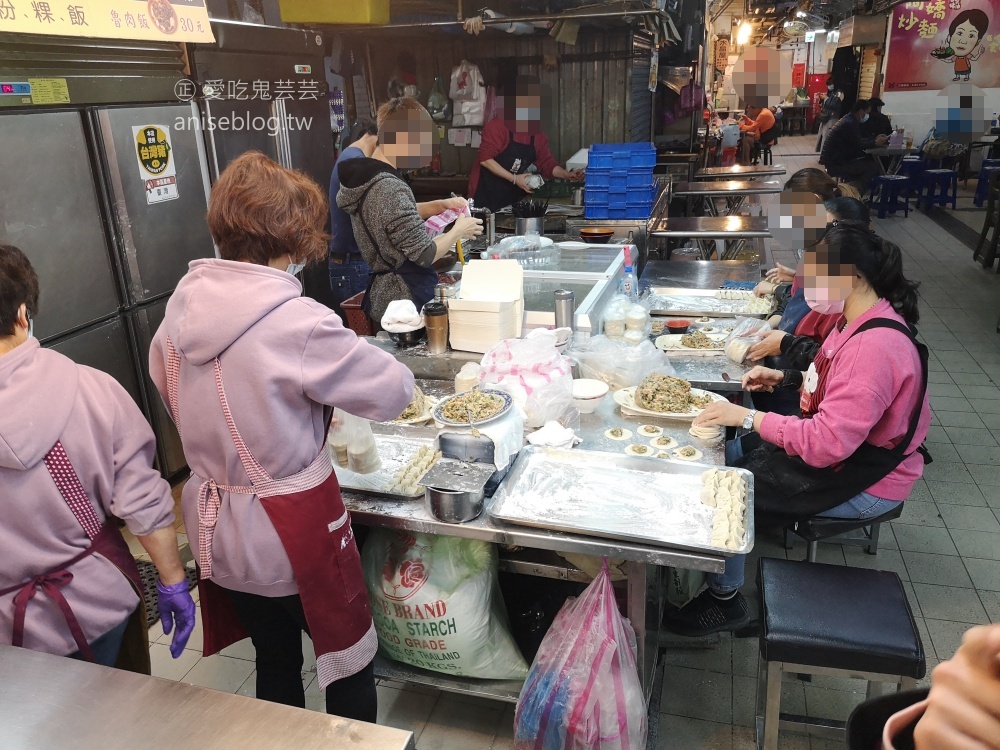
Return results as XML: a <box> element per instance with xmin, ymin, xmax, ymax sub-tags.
<box><xmin>584</xmin><ymin>204</ymin><xmax>610</xmax><ymax>219</ymax></box>
<box><xmin>585</xmin><ymin>169</ymin><xmax>611</xmax><ymax>188</ymax></box>
<box><xmin>625</xmin><ymin>185</ymin><xmax>658</xmax><ymax>206</ymax></box>
<box><xmin>626</xmin><ymin>170</ymin><xmax>656</xmax><ymax>188</ymax></box>
<box><xmin>588</xmin><ymin>143</ymin><xmax>656</xmax><ymax>170</ymax></box>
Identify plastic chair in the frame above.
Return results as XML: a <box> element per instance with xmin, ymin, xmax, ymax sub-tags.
<box><xmin>920</xmin><ymin>169</ymin><xmax>958</xmax><ymax>212</ymax></box>
<box><xmin>974</xmin><ymin>165</ymin><xmax>1000</xmax><ymax>207</ymax></box>
<box><xmin>869</xmin><ymin>175</ymin><xmax>911</xmax><ymax>219</ymax></box>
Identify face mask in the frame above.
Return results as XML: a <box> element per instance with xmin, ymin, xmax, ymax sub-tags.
<box><xmin>827</xmin><ymin>85</ymin><xmax>834</xmax><ymax>91</ymax></box>
<box><xmin>516</xmin><ymin>107</ymin><xmax>540</xmax><ymax>121</ymax></box>
<box><xmin>804</xmin><ymin>287</ymin><xmax>846</xmax><ymax>315</ymax></box>
<box><xmin>27</xmin><ymin>318</ymin><xmax>33</xmax><ymax>339</ymax></box>
<box><xmin>861</xmin><ymin>114</ymin><xmax>870</xmax><ymax>123</ymax></box>
<box><xmin>286</xmin><ymin>262</ymin><xmax>305</xmax><ymax>277</ymax></box>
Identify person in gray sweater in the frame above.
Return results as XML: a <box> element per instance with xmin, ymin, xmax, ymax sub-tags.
<box><xmin>337</xmin><ymin>97</ymin><xmax>482</xmax><ymax>325</ymax></box>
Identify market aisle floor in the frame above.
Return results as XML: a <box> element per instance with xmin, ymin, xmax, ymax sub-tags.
<box><xmin>140</xmin><ymin>136</ymin><xmax>1000</xmax><ymax>749</ymax></box>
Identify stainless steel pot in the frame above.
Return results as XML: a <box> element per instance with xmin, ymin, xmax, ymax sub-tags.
<box><xmin>515</xmin><ymin>217</ymin><xmax>545</xmax><ymax>236</ymax></box>
<box><xmin>425</xmin><ymin>486</ymin><xmax>485</xmax><ymax>523</ymax></box>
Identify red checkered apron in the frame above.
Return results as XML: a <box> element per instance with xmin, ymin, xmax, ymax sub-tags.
<box><xmin>1</xmin><ymin>442</ymin><xmax>142</xmax><ymax>661</ymax></box>
<box><xmin>165</xmin><ymin>339</ymin><xmax>375</xmax><ymax>688</ymax></box>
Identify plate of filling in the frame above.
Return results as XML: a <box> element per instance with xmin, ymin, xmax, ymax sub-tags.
<box><xmin>389</xmin><ymin>386</ymin><xmax>438</xmax><ymax>425</ymax></box>
<box><xmin>614</xmin><ymin>372</ymin><xmax>726</xmax><ymax>420</ymax></box>
<box><xmin>433</xmin><ymin>388</ymin><xmax>513</xmax><ymax>427</ymax></box>
<box><xmin>654</xmin><ymin>330</ymin><xmax>727</xmax><ymax>354</ymax></box>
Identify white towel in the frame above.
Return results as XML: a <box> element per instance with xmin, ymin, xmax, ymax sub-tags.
<box><xmin>381</xmin><ymin>300</ymin><xmax>424</xmax><ymax>333</ymax></box>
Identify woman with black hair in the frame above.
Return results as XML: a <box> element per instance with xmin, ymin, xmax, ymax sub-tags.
<box><xmin>664</xmin><ymin>225</ymin><xmax>931</xmax><ymax>636</ymax></box>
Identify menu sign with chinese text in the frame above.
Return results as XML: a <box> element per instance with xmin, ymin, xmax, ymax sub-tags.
<box><xmin>0</xmin><ymin>0</ymin><xmax>214</xmax><ymax>43</ymax></box>
<box><xmin>885</xmin><ymin>1</ymin><xmax>998</xmax><ymax>90</ymax></box>
<box><xmin>132</xmin><ymin>124</ymin><xmax>178</xmax><ymax>204</ymax></box>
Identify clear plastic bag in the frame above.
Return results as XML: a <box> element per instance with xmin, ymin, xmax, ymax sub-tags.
<box><xmin>602</xmin><ymin>295</ymin><xmax>651</xmax><ymax>341</ymax></box>
<box><xmin>479</xmin><ymin>330</ymin><xmax>575</xmax><ymax>429</ymax></box>
<box><xmin>723</xmin><ymin>317</ymin><xmax>772</xmax><ymax>364</ymax></box>
<box><xmin>568</xmin><ymin>335</ymin><xmax>672</xmax><ymax>390</ymax></box>
<box><xmin>514</xmin><ymin>560</ymin><xmax>647</xmax><ymax>750</ymax></box>
<box><xmin>328</xmin><ymin>409</ymin><xmax>381</xmax><ymax>474</ymax></box>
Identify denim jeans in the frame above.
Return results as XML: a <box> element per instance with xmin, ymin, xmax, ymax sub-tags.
<box><xmin>708</xmin><ymin>435</ymin><xmax>901</xmax><ymax>594</ymax></box>
<box><xmin>68</xmin><ymin>613</ymin><xmax>131</xmax><ymax>667</ymax></box>
<box><xmin>328</xmin><ymin>256</ymin><xmax>371</xmax><ymax>319</ymax></box>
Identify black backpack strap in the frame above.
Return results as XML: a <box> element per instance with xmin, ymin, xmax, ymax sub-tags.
<box><xmin>847</xmin><ymin>318</ymin><xmax>929</xmax><ymax>460</ymax></box>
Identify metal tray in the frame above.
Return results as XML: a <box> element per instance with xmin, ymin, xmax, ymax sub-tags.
<box><xmin>332</xmin><ymin>429</ymin><xmax>437</xmax><ymax>500</ymax></box>
<box><xmin>487</xmin><ymin>446</ymin><xmax>754</xmax><ymax>556</ymax></box>
<box><xmin>647</xmin><ymin>287</ymin><xmax>769</xmax><ymax>319</ymax></box>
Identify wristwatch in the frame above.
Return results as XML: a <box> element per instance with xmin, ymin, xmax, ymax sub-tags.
<box><xmin>742</xmin><ymin>409</ymin><xmax>758</xmax><ymax>432</ymax></box>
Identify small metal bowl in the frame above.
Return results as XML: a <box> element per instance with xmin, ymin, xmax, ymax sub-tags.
<box><xmin>388</xmin><ymin>327</ymin><xmax>427</xmax><ymax>348</ymax></box>
<box><xmin>426</xmin><ymin>486</ymin><xmax>485</xmax><ymax>524</ymax></box>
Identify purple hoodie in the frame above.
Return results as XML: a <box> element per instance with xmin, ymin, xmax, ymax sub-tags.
<box><xmin>0</xmin><ymin>340</ymin><xmax>174</xmax><ymax>655</ymax></box>
<box><xmin>150</xmin><ymin>259</ymin><xmax>413</xmax><ymax>597</ymax></box>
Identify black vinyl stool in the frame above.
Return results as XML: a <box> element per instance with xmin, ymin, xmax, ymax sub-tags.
<box><xmin>755</xmin><ymin>558</ymin><xmax>925</xmax><ymax>749</ymax></box>
<box><xmin>785</xmin><ymin>502</ymin><xmax>905</xmax><ymax>562</ymax></box>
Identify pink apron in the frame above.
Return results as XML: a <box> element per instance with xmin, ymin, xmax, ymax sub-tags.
<box><xmin>0</xmin><ymin>442</ymin><xmax>143</xmax><ymax>662</ymax></box>
<box><xmin>165</xmin><ymin>340</ymin><xmax>376</xmax><ymax>689</ymax></box>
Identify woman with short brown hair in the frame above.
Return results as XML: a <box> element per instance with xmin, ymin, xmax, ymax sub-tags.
<box><xmin>150</xmin><ymin>151</ymin><xmax>414</xmax><ymax>720</ymax></box>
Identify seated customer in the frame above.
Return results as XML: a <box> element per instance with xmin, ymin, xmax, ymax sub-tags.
<box><xmin>819</xmin><ymin>99</ymin><xmax>888</xmax><ymax>192</ymax></box>
<box><xmin>663</xmin><ymin>225</ymin><xmax>930</xmax><ymax>636</ymax></box>
<box><xmin>860</xmin><ymin>98</ymin><xmax>894</xmax><ymax>142</ymax></box>
<box><xmin>739</xmin><ymin>104</ymin><xmax>777</xmax><ymax>165</ymax></box>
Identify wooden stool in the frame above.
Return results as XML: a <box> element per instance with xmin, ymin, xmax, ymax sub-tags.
<box><xmin>756</xmin><ymin>559</ymin><xmax>925</xmax><ymax>750</ymax></box>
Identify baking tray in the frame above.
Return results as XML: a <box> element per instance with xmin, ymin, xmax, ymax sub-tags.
<box><xmin>487</xmin><ymin>446</ymin><xmax>754</xmax><ymax>556</ymax></box>
<box><xmin>331</xmin><ymin>429</ymin><xmax>437</xmax><ymax>500</ymax></box>
<box><xmin>647</xmin><ymin>287</ymin><xmax>769</xmax><ymax>319</ymax></box>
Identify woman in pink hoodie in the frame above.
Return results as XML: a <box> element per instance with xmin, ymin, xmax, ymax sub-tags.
<box><xmin>149</xmin><ymin>152</ymin><xmax>414</xmax><ymax>722</ymax></box>
<box><xmin>664</xmin><ymin>225</ymin><xmax>930</xmax><ymax>637</ymax></box>
<box><xmin>0</xmin><ymin>245</ymin><xmax>194</xmax><ymax>668</ymax></box>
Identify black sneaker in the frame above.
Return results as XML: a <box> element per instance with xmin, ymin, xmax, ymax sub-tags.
<box><xmin>662</xmin><ymin>589</ymin><xmax>751</xmax><ymax>637</ymax></box>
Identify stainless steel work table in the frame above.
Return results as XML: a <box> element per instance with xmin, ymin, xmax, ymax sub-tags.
<box><xmin>647</xmin><ymin>215</ymin><xmax>772</xmax><ymax>262</ymax></box>
<box><xmin>642</xmin><ymin>259</ymin><xmax>762</xmax><ymax>289</ymax></box>
<box><xmin>670</xmin><ymin>179</ymin><xmax>783</xmax><ymax>216</ymax></box>
<box><xmin>343</xmin><ymin>380</ymin><xmax>735</xmax><ymax>706</ymax></box>
<box><xmin>0</xmin><ymin>645</ymin><xmax>415</xmax><ymax>750</ymax></box>
<box><xmin>694</xmin><ymin>164</ymin><xmax>787</xmax><ymax>180</ymax></box>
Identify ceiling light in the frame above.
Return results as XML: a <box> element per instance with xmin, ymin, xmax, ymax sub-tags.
<box><xmin>737</xmin><ymin>21</ymin><xmax>753</xmax><ymax>45</ymax></box>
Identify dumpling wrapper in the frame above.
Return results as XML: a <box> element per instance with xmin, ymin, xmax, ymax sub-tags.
<box><xmin>638</xmin><ymin>424</ymin><xmax>663</xmax><ymax>437</ymax></box>
<box><xmin>672</xmin><ymin>446</ymin><xmax>703</xmax><ymax>461</ymax></box>
<box><xmin>605</xmin><ymin>427</ymin><xmax>633</xmax><ymax>441</ymax></box>
<box><xmin>625</xmin><ymin>443</ymin><xmax>653</xmax><ymax>457</ymax></box>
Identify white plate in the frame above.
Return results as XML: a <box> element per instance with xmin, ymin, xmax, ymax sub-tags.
<box><xmin>433</xmin><ymin>389</ymin><xmax>514</xmax><ymax>427</ymax></box>
<box><xmin>613</xmin><ymin>386</ymin><xmax>726</xmax><ymax>421</ymax></box>
<box><xmin>556</xmin><ymin>241</ymin><xmax>591</xmax><ymax>250</ymax></box>
<box><xmin>654</xmin><ymin>333</ymin><xmax>728</xmax><ymax>354</ymax></box>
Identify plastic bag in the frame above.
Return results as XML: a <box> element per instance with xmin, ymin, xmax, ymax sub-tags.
<box><xmin>427</xmin><ymin>76</ymin><xmax>450</xmax><ymax>122</ymax></box>
<box><xmin>362</xmin><ymin>529</ymin><xmax>529</xmax><ymax>680</ymax></box>
<box><xmin>479</xmin><ymin>331</ymin><xmax>574</xmax><ymax>429</ymax></box>
<box><xmin>723</xmin><ymin>317</ymin><xmax>772</xmax><ymax>364</ymax></box>
<box><xmin>514</xmin><ymin>560</ymin><xmax>647</xmax><ymax>750</ymax></box>
<box><xmin>449</xmin><ymin>60</ymin><xmax>483</xmax><ymax>101</ymax></box>
<box><xmin>328</xmin><ymin>409</ymin><xmax>381</xmax><ymax>474</ymax></box>
<box><xmin>569</xmin><ymin>335</ymin><xmax>672</xmax><ymax>390</ymax></box>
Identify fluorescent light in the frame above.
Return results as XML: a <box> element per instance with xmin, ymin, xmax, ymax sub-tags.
<box><xmin>736</xmin><ymin>21</ymin><xmax>753</xmax><ymax>45</ymax></box>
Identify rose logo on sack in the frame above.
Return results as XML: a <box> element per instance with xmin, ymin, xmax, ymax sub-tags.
<box><xmin>381</xmin><ymin>535</ymin><xmax>431</xmax><ymax>601</ymax></box>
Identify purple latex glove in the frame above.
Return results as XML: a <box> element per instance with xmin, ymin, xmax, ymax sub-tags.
<box><xmin>157</xmin><ymin>579</ymin><xmax>196</xmax><ymax>658</ymax></box>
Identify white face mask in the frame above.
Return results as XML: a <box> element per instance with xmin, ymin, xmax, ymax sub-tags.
<box><xmin>861</xmin><ymin>114</ymin><xmax>870</xmax><ymax>123</ymax></box>
<box><xmin>286</xmin><ymin>262</ymin><xmax>306</xmax><ymax>277</ymax></box>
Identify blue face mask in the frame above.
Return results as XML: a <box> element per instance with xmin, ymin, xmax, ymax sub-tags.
<box><xmin>286</xmin><ymin>262</ymin><xmax>305</xmax><ymax>277</ymax></box>
<box><xmin>861</xmin><ymin>114</ymin><xmax>870</xmax><ymax>123</ymax></box>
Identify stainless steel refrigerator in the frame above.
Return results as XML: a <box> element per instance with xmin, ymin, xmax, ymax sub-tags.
<box><xmin>0</xmin><ymin>103</ymin><xmax>214</xmax><ymax>477</ymax></box>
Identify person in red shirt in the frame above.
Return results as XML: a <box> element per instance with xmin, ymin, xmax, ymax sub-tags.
<box><xmin>738</xmin><ymin>104</ymin><xmax>777</xmax><ymax>164</ymax></box>
<box><xmin>469</xmin><ymin>76</ymin><xmax>582</xmax><ymax>211</ymax></box>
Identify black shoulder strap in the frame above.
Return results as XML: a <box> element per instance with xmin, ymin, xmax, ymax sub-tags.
<box><xmin>847</xmin><ymin>318</ymin><xmax>929</xmax><ymax>458</ymax></box>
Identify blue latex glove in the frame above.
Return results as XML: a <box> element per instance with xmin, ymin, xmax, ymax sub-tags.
<box><xmin>157</xmin><ymin>579</ymin><xmax>196</xmax><ymax>658</ymax></box>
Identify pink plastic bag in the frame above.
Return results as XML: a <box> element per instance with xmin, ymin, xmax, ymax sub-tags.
<box><xmin>514</xmin><ymin>561</ymin><xmax>647</xmax><ymax>750</ymax></box>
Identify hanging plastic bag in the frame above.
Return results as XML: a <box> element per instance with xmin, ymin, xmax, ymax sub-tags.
<box><xmin>328</xmin><ymin>408</ymin><xmax>381</xmax><ymax>474</ymax></box>
<box><xmin>449</xmin><ymin>60</ymin><xmax>483</xmax><ymax>101</ymax></box>
<box><xmin>362</xmin><ymin>529</ymin><xmax>529</xmax><ymax>680</ymax></box>
<box><xmin>723</xmin><ymin>317</ymin><xmax>772</xmax><ymax>364</ymax></box>
<box><xmin>479</xmin><ymin>330</ymin><xmax>574</xmax><ymax>429</ymax></box>
<box><xmin>514</xmin><ymin>560</ymin><xmax>647</xmax><ymax>750</ymax></box>
<box><xmin>427</xmin><ymin>76</ymin><xmax>450</xmax><ymax>122</ymax></box>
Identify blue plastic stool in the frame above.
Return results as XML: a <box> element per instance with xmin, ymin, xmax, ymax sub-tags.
<box><xmin>898</xmin><ymin>157</ymin><xmax>925</xmax><ymax>198</ymax></box>
<box><xmin>976</xmin><ymin>165</ymin><xmax>1000</xmax><ymax>207</ymax></box>
<box><xmin>921</xmin><ymin>169</ymin><xmax>958</xmax><ymax>212</ymax></box>
<box><xmin>869</xmin><ymin>175</ymin><xmax>911</xmax><ymax>218</ymax></box>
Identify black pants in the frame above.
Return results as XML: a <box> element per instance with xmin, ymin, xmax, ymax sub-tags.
<box><xmin>828</xmin><ymin>157</ymin><xmax>880</xmax><ymax>193</ymax></box>
<box><xmin>225</xmin><ymin>589</ymin><xmax>377</xmax><ymax>723</ymax></box>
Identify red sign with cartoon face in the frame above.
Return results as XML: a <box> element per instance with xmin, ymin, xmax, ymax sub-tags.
<box><xmin>885</xmin><ymin>2</ymin><xmax>997</xmax><ymax>90</ymax></box>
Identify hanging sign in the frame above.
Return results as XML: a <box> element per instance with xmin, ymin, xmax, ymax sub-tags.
<box><xmin>0</xmin><ymin>0</ymin><xmax>214</xmax><ymax>43</ymax></box>
<box><xmin>715</xmin><ymin>36</ymin><xmax>731</xmax><ymax>74</ymax></box>
<box><xmin>132</xmin><ymin>124</ymin><xmax>179</xmax><ymax>204</ymax></box>
<box><xmin>885</xmin><ymin>2</ymin><xmax>999</xmax><ymax>90</ymax></box>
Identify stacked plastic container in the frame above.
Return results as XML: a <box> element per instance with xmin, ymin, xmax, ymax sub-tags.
<box><xmin>584</xmin><ymin>142</ymin><xmax>657</xmax><ymax>220</ymax></box>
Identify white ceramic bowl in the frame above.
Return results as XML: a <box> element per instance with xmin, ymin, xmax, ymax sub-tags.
<box><xmin>572</xmin><ymin>379</ymin><xmax>610</xmax><ymax>414</ymax></box>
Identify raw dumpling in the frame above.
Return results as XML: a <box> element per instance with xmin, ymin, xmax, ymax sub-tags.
<box><xmin>701</xmin><ymin>468</ymin><xmax>719</xmax><ymax>484</ymax></box>
<box><xmin>699</xmin><ymin>487</ymin><xmax>717</xmax><ymax>506</ymax></box>
<box><xmin>710</xmin><ymin>528</ymin><xmax>728</xmax><ymax>546</ymax></box>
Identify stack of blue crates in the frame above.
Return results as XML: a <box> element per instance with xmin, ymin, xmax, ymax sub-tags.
<box><xmin>584</xmin><ymin>143</ymin><xmax>657</xmax><ymax>220</ymax></box>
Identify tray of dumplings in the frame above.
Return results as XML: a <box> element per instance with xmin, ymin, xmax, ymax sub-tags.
<box><xmin>487</xmin><ymin>446</ymin><xmax>753</xmax><ymax>556</ymax></box>
<box><xmin>333</xmin><ymin>432</ymin><xmax>441</xmax><ymax>500</ymax></box>
<box><xmin>647</xmin><ymin>287</ymin><xmax>772</xmax><ymax>318</ymax></box>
